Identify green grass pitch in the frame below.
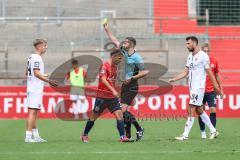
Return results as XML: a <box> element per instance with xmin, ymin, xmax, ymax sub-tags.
<box><xmin>0</xmin><ymin>118</ymin><xmax>239</xmax><ymax>160</ymax></box>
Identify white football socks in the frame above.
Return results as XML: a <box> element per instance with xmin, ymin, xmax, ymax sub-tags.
<box><xmin>183</xmin><ymin>117</ymin><xmax>195</xmax><ymax>137</ymax></box>
<box><xmin>200</xmin><ymin>112</ymin><xmax>216</xmax><ymax>133</ymax></box>
<box><xmin>32</xmin><ymin>128</ymin><xmax>40</xmax><ymax>138</ymax></box>
<box><xmin>25</xmin><ymin>131</ymin><xmax>33</xmax><ymax>139</ymax></box>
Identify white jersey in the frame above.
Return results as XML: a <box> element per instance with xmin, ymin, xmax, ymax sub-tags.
<box><xmin>186</xmin><ymin>50</ymin><xmax>210</xmax><ymax>91</ymax></box>
<box><xmin>26</xmin><ymin>54</ymin><xmax>44</xmax><ymax>93</ymax></box>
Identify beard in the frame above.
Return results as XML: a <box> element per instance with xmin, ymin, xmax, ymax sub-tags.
<box><xmin>187</xmin><ymin>48</ymin><xmax>194</xmax><ymax>52</ymax></box>
<box><xmin>121</xmin><ymin>45</ymin><xmax>129</xmax><ymax>51</ymax></box>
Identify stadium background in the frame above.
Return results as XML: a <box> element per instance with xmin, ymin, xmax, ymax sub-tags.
<box><xmin>0</xmin><ymin>1</ymin><xmax>240</xmax><ymax>160</ymax></box>
<box><xmin>0</xmin><ymin>0</ymin><xmax>239</xmax><ymax>118</ymax></box>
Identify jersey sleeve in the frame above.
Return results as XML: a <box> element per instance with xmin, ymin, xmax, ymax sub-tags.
<box><xmin>202</xmin><ymin>53</ymin><xmax>210</xmax><ymax>69</ymax></box>
<box><xmin>32</xmin><ymin>56</ymin><xmax>41</xmax><ymax>70</ymax></box>
<box><xmin>99</xmin><ymin>64</ymin><xmax>108</xmax><ymax>78</ymax></box>
<box><xmin>135</xmin><ymin>55</ymin><xmax>145</xmax><ymax>71</ymax></box>
<box><xmin>185</xmin><ymin>56</ymin><xmax>190</xmax><ymax>68</ymax></box>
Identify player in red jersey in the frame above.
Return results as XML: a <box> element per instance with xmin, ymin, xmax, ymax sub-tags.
<box><xmin>198</xmin><ymin>43</ymin><xmax>224</xmax><ymax>139</ymax></box>
<box><xmin>81</xmin><ymin>48</ymin><xmax>132</xmax><ymax>143</ymax></box>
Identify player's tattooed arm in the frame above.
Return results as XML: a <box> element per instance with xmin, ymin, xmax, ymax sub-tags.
<box><xmin>168</xmin><ymin>67</ymin><xmax>189</xmax><ymax>83</ymax></box>
<box><xmin>206</xmin><ymin>69</ymin><xmax>222</xmax><ymax>96</ymax></box>
<box><xmin>33</xmin><ymin>69</ymin><xmax>58</xmax><ymax>87</ymax></box>
<box><xmin>103</xmin><ymin>23</ymin><xmax>120</xmax><ymax>48</ymax></box>
<box><xmin>100</xmin><ymin>76</ymin><xmax>119</xmax><ymax>98</ymax></box>
<box><xmin>215</xmin><ymin>73</ymin><xmax>224</xmax><ymax>98</ymax></box>
<box><xmin>216</xmin><ymin>73</ymin><xmax>223</xmax><ymax>90</ymax></box>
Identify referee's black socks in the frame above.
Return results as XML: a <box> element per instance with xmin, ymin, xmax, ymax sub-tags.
<box><xmin>123</xmin><ymin>111</ymin><xmax>142</xmax><ymax>132</ymax></box>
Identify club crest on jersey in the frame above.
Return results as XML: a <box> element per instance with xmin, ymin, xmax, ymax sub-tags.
<box><xmin>34</xmin><ymin>62</ymin><xmax>40</xmax><ymax>68</ymax></box>
<box><xmin>100</xmin><ymin>69</ymin><xmax>105</xmax><ymax>74</ymax></box>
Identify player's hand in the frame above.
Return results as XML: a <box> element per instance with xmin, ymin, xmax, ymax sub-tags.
<box><xmin>112</xmin><ymin>90</ymin><xmax>120</xmax><ymax>98</ymax></box>
<box><xmin>214</xmin><ymin>85</ymin><xmax>221</xmax><ymax>95</ymax></box>
<box><xmin>219</xmin><ymin>93</ymin><xmax>224</xmax><ymax>99</ymax></box>
<box><xmin>168</xmin><ymin>78</ymin><xmax>175</xmax><ymax>84</ymax></box>
<box><xmin>220</xmin><ymin>89</ymin><xmax>224</xmax><ymax>99</ymax></box>
<box><xmin>49</xmin><ymin>79</ymin><xmax>58</xmax><ymax>87</ymax></box>
<box><xmin>103</xmin><ymin>22</ymin><xmax>109</xmax><ymax>30</ymax></box>
<box><xmin>218</xmin><ymin>90</ymin><xmax>224</xmax><ymax>99</ymax></box>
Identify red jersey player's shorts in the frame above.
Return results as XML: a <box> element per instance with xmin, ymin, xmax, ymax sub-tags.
<box><xmin>93</xmin><ymin>97</ymin><xmax>121</xmax><ymax>114</ymax></box>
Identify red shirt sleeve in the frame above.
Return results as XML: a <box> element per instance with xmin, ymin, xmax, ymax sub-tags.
<box><xmin>99</xmin><ymin>64</ymin><xmax>108</xmax><ymax>78</ymax></box>
<box><xmin>215</xmin><ymin>60</ymin><xmax>219</xmax><ymax>74</ymax></box>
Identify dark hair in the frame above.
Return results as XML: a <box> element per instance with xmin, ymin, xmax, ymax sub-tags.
<box><xmin>125</xmin><ymin>37</ymin><xmax>136</xmax><ymax>46</ymax></box>
<box><xmin>71</xmin><ymin>59</ymin><xmax>78</xmax><ymax>65</ymax></box>
<box><xmin>186</xmin><ymin>36</ymin><xmax>198</xmax><ymax>45</ymax></box>
<box><xmin>110</xmin><ymin>48</ymin><xmax>123</xmax><ymax>57</ymax></box>
<box><xmin>33</xmin><ymin>39</ymin><xmax>47</xmax><ymax>47</ymax></box>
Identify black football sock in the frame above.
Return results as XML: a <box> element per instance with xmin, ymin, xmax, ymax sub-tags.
<box><xmin>125</xmin><ymin>121</ymin><xmax>132</xmax><ymax>138</ymax></box>
<box><xmin>198</xmin><ymin>116</ymin><xmax>205</xmax><ymax>132</ymax></box>
<box><xmin>123</xmin><ymin>111</ymin><xmax>132</xmax><ymax>138</ymax></box>
<box><xmin>128</xmin><ymin>111</ymin><xmax>142</xmax><ymax>132</ymax></box>
<box><xmin>117</xmin><ymin>120</ymin><xmax>125</xmax><ymax>138</ymax></box>
<box><xmin>210</xmin><ymin>113</ymin><xmax>216</xmax><ymax>127</ymax></box>
<box><xmin>83</xmin><ymin>120</ymin><xmax>95</xmax><ymax>136</ymax></box>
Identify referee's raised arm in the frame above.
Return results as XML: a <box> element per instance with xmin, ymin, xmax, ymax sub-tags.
<box><xmin>103</xmin><ymin>23</ymin><xmax>120</xmax><ymax>48</ymax></box>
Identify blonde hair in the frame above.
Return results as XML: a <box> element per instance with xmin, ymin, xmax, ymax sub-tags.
<box><xmin>33</xmin><ymin>39</ymin><xmax>47</xmax><ymax>47</ymax></box>
<box><xmin>202</xmin><ymin>43</ymin><xmax>210</xmax><ymax>50</ymax></box>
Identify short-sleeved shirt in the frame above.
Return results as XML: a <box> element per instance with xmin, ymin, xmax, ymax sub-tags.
<box><xmin>26</xmin><ymin>54</ymin><xmax>44</xmax><ymax>93</ymax></box>
<box><xmin>122</xmin><ymin>50</ymin><xmax>145</xmax><ymax>80</ymax></box>
<box><xmin>205</xmin><ymin>56</ymin><xmax>219</xmax><ymax>93</ymax></box>
<box><xmin>65</xmin><ymin>68</ymin><xmax>87</xmax><ymax>80</ymax></box>
<box><xmin>97</xmin><ymin>62</ymin><xmax>117</xmax><ymax>98</ymax></box>
<box><xmin>186</xmin><ymin>50</ymin><xmax>210</xmax><ymax>91</ymax></box>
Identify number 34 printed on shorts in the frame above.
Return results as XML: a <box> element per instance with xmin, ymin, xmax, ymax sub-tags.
<box><xmin>190</xmin><ymin>94</ymin><xmax>199</xmax><ymax>101</ymax></box>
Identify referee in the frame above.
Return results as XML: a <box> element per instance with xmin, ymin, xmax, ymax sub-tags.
<box><xmin>104</xmin><ymin>23</ymin><xmax>149</xmax><ymax>141</ymax></box>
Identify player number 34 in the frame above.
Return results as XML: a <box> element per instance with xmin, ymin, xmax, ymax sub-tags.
<box><xmin>190</xmin><ymin>94</ymin><xmax>198</xmax><ymax>101</ymax></box>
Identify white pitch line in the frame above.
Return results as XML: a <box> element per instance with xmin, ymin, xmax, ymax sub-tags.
<box><xmin>0</xmin><ymin>150</ymin><xmax>240</xmax><ymax>155</ymax></box>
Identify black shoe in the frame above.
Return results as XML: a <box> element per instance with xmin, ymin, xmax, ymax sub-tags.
<box><xmin>136</xmin><ymin>128</ymin><xmax>144</xmax><ymax>141</ymax></box>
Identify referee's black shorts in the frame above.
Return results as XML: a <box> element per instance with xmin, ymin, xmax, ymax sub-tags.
<box><xmin>120</xmin><ymin>80</ymin><xmax>138</xmax><ymax>106</ymax></box>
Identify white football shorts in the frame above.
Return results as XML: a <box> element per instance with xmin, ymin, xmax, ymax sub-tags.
<box><xmin>189</xmin><ymin>88</ymin><xmax>205</xmax><ymax>107</ymax></box>
<box><xmin>27</xmin><ymin>92</ymin><xmax>43</xmax><ymax>110</ymax></box>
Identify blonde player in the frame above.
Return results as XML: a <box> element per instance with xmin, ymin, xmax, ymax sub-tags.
<box><xmin>25</xmin><ymin>39</ymin><xmax>58</xmax><ymax>143</ymax></box>
<box><xmin>169</xmin><ymin>36</ymin><xmax>223</xmax><ymax>140</ymax></box>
